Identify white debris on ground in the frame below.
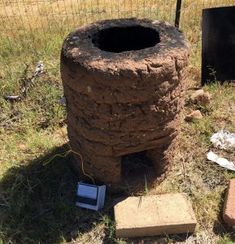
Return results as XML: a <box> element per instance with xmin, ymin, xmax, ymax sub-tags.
<box><xmin>4</xmin><ymin>61</ymin><xmax>44</xmax><ymax>101</ymax></box>
<box><xmin>210</xmin><ymin>130</ymin><xmax>235</xmax><ymax>151</ymax></box>
<box><xmin>207</xmin><ymin>130</ymin><xmax>235</xmax><ymax>170</ymax></box>
<box><xmin>34</xmin><ymin>60</ymin><xmax>44</xmax><ymax>76</ymax></box>
<box><xmin>207</xmin><ymin>151</ymin><xmax>235</xmax><ymax>171</ymax></box>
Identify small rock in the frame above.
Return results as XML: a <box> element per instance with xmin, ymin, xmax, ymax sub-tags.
<box><xmin>223</xmin><ymin>179</ymin><xmax>235</xmax><ymax>228</ymax></box>
<box><xmin>18</xmin><ymin>143</ymin><xmax>27</xmax><ymax>151</ymax></box>
<box><xmin>190</xmin><ymin>89</ymin><xmax>211</xmax><ymax>106</ymax></box>
<box><xmin>185</xmin><ymin>110</ymin><xmax>203</xmax><ymax>122</ymax></box>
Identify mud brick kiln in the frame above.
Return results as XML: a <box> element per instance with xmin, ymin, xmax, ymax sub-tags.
<box><xmin>61</xmin><ymin>18</ymin><xmax>189</xmax><ymax>188</ymax></box>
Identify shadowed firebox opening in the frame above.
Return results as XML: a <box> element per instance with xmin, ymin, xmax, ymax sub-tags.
<box><xmin>92</xmin><ymin>26</ymin><xmax>160</xmax><ymax>53</ymax></box>
<box><xmin>121</xmin><ymin>151</ymin><xmax>156</xmax><ymax>191</ymax></box>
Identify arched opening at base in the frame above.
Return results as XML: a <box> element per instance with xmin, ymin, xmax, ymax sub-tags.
<box><xmin>121</xmin><ymin>151</ymin><xmax>156</xmax><ymax>193</ymax></box>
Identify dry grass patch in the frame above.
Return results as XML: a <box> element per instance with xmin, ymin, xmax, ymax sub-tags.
<box><xmin>0</xmin><ymin>0</ymin><xmax>235</xmax><ymax>243</ymax></box>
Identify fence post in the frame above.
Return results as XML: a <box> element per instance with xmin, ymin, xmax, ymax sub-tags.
<box><xmin>175</xmin><ymin>0</ymin><xmax>182</xmax><ymax>28</ymax></box>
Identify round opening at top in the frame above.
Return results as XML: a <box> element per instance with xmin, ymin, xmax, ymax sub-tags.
<box><xmin>92</xmin><ymin>25</ymin><xmax>160</xmax><ymax>53</ymax></box>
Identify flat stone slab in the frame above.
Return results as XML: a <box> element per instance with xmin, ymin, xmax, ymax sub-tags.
<box><xmin>223</xmin><ymin>179</ymin><xmax>235</xmax><ymax>227</ymax></box>
<box><xmin>114</xmin><ymin>193</ymin><xmax>197</xmax><ymax>238</ymax></box>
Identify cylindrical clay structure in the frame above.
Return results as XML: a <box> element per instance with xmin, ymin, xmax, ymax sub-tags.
<box><xmin>61</xmin><ymin>18</ymin><xmax>189</xmax><ymax>187</ymax></box>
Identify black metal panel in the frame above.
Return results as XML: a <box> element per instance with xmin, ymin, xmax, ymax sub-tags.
<box><xmin>202</xmin><ymin>6</ymin><xmax>235</xmax><ymax>84</ymax></box>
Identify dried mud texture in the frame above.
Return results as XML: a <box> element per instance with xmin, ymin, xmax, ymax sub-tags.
<box><xmin>61</xmin><ymin>18</ymin><xmax>189</xmax><ymax>188</ymax></box>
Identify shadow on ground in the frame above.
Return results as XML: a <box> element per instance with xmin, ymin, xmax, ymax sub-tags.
<box><xmin>0</xmin><ymin>144</ymin><xmax>197</xmax><ymax>244</ymax></box>
<box><xmin>0</xmin><ymin>144</ymin><xmax>114</xmax><ymax>244</ymax></box>
<box><xmin>1</xmin><ymin>144</ymin><xmax>233</xmax><ymax>244</ymax></box>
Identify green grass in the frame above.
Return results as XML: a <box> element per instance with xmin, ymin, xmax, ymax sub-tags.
<box><xmin>0</xmin><ymin>0</ymin><xmax>235</xmax><ymax>243</ymax></box>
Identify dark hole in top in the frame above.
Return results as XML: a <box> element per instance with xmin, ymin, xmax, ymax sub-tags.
<box><xmin>92</xmin><ymin>25</ymin><xmax>160</xmax><ymax>53</ymax></box>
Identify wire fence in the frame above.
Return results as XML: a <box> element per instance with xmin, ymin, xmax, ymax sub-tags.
<box><xmin>0</xmin><ymin>0</ymin><xmax>176</xmax><ymax>53</ymax></box>
<box><xmin>0</xmin><ymin>0</ymin><xmax>235</xmax><ymax>79</ymax></box>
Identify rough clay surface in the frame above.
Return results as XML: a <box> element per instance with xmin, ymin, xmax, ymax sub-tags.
<box><xmin>223</xmin><ymin>179</ymin><xmax>235</xmax><ymax>227</ymax></box>
<box><xmin>61</xmin><ymin>18</ymin><xmax>189</xmax><ymax>186</ymax></box>
<box><xmin>114</xmin><ymin>194</ymin><xmax>197</xmax><ymax>238</ymax></box>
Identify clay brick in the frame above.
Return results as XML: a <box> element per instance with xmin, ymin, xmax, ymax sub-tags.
<box><xmin>223</xmin><ymin>179</ymin><xmax>235</xmax><ymax>227</ymax></box>
<box><xmin>114</xmin><ymin>193</ymin><xmax>197</xmax><ymax>238</ymax></box>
